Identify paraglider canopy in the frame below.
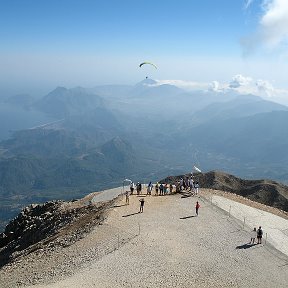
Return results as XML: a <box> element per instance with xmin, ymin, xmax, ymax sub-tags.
<box><xmin>139</xmin><ymin>61</ymin><xmax>157</xmax><ymax>69</ymax></box>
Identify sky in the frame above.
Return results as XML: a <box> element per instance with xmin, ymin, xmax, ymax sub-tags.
<box><xmin>0</xmin><ymin>0</ymin><xmax>288</xmax><ymax>104</ymax></box>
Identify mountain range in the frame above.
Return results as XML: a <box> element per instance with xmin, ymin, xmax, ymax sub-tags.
<box><xmin>1</xmin><ymin>79</ymin><xmax>288</xmax><ymax>230</ymax></box>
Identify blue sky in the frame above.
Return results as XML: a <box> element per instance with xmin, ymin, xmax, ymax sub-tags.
<box><xmin>1</xmin><ymin>0</ymin><xmax>288</xmax><ymax>103</ymax></box>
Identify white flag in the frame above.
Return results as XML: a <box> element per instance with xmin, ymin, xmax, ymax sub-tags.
<box><xmin>193</xmin><ymin>166</ymin><xmax>202</xmax><ymax>173</ymax></box>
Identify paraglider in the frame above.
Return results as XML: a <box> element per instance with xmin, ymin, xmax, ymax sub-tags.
<box><xmin>139</xmin><ymin>61</ymin><xmax>157</xmax><ymax>69</ymax></box>
<box><xmin>139</xmin><ymin>61</ymin><xmax>157</xmax><ymax>79</ymax></box>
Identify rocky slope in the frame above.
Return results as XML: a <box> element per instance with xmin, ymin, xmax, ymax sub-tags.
<box><xmin>162</xmin><ymin>171</ymin><xmax>288</xmax><ymax>212</ymax></box>
<box><xmin>0</xmin><ymin>193</ymin><xmax>116</xmax><ymax>267</ymax></box>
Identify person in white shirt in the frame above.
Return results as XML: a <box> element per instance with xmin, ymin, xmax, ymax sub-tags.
<box><xmin>250</xmin><ymin>227</ymin><xmax>257</xmax><ymax>244</ymax></box>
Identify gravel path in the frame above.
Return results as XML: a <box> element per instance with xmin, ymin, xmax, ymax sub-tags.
<box><xmin>29</xmin><ymin>190</ymin><xmax>288</xmax><ymax>288</ymax></box>
<box><xmin>91</xmin><ymin>187</ymin><xmax>126</xmax><ymax>203</ymax></box>
<box><xmin>211</xmin><ymin>195</ymin><xmax>288</xmax><ymax>257</ymax></box>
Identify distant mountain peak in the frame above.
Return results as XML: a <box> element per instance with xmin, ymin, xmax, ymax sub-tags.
<box><xmin>51</xmin><ymin>86</ymin><xmax>67</xmax><ymax>94</ymax></box>
<box><xmin>135</xmin><ymin>78</ymin><xmax>158</xmax><ymax>87</ymax></box>
<box><xmin>34</xmin><ymin>87</ymin><xmax>104</xmax><ymax>118</ymax></box>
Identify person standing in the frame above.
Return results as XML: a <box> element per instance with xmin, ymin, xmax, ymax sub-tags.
<box><xmin>180</xmin><ymin>178</ymin><xmax>184</xmax><ymax>191</ymax></box>
<box><xmin>195</xmin><ymin>201</ymin><xmax>200</xmax><ymax>216</ymax></box>
<box><xmin>130</xmin><ymin>182</ymin><xmax>135</xmax><ymax>195</ymax></box>
<box><xmin>125</xmin><ymin>190</ymin><xmax>130</xmax><ymax>205</ymax></box>
<box><xmin>164</xmin><ymin>183</ymin><xmax>168</xmax><ymax>195</ymax></box>
<box><xmin>170</xmin><ymin>183</ymin><xmax>173</xmax><ymax>194</ymax></box>
<box><xmin>147</xmin><ymin>181</ymin><xmax>153</xmax><ymax>195</ymax></box>
<box><xmin>194</xmin><ymin>182</ymin><xmax>200</xmax><ymax>196</ymax></box>
<box><xmin>139</xmin><ymin>198</ymin><xmax>145</xmax><ymax>213</ymax></box>
<box><xmin>257</xmin><ymin>226</ymin><xmax>263</xmax><ymax>244</ymax></box>
<box><xmin>159</xmin><ymin>183</ymin><xmax>164</xmax><ymax>196</ymax></box>
<box><xmin>250</xmin><ymin>227</ymin><xmax>257</xmax><ymax>244</ymax></box>
<box><xmin>155</xmin><ymin>182</ymin><xmax>159</xmax><ymax>196</ymax></box>
<box><xmin>136</xmin><ymin>182</ymin><xmax>142</xmax><ymax>195</ymax></box>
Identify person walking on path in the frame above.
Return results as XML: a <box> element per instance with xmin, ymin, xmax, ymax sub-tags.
<box><xmin>250</xmin><ymin>227</ymin><xmax>257</xmax><ymax>244</ymax></box>
<box><xmin>139</xmin><ymin>198</ymin><xmax>145</xmax><ymax>213</ymax></box>
<box><xmin>195</xmin><ymin>201</ymin><xmax>200</xmax><ymax>216</ymax></box>
<box><xmin>257</xmin><ymin>226</ymin><xmax>263</xmax><ymax>244</ymax></box>
<box><xmin>125</xmin><ymin>190</ymin><xmax>130</xmax><ymax>205</ymax></box>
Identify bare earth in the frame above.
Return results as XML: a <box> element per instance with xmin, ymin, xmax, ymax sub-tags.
<box><xmin>1</xmin><ymin>188</ymin><xmax>288</xmax><ymax>288</ymax></box>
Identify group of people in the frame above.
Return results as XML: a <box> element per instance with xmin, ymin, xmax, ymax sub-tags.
<box><xmin>177</xmin><ymin>177</ymin><xmax>200</xmax><ymax>195</ymax></box>
<box><xmin>250</xmin><ymin>226</ymin><xmax>264</xmax><ymax>244</ymax></box>
<box><xmin>128</xmin><ymin>181</ymin><xmax>179</xmax><ymax>196</ymax></box>
<box><xmin>155</xmin><ymin>182</ymin><xmax>174</xmax><ymax>196</ymax></box>
<box><xmin>126</xmin><ymin>180</ymin><xmax>265</xmax><ymax>246</ymax></box>
<box><xmin>125</xmin><ymin>180</ymin><xmax>201</xmax><ymax>215</ymax></box>
<box><xmin>128</xmin><ymin>178</ymin><xmax>201</xmax><ymax>197</ymax></box>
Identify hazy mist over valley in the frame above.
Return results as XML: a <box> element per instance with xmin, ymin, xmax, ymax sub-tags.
<box><xmin>1</xmin><ymin>0</ymin><xmax>288</xmax><ymax>231</ymax></box>
<box><xmin>1</xmin><ymin>79</ymin><xmax>288</xmax><ymax>230</ymax></box>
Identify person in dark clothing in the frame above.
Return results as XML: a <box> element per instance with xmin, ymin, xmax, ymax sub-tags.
<box><xmin>136</xmin><ymin>182</ymin><xmax>142</xmax><ymax>195</ymax></box>
<box><xmin>139</xmin><ymin>198</ymin><xmax>145</xmax><ymax>213</ymax></box>
<box><xmin>257</xmin><ymin>226</ymin><xmax>263</xmax><ymax>244</ymax></box>
<box><xmin>125</xmin><ymin>190</ymin><xmax>130</xmax><ymax>205</ymax></box>
<box><xmin>195</xmin><ymin>201</ymin><xmax>200</xmax><ymax>216</ymax></box>
<box><xmin>159</xmin><ymin>183</ymin><xmax>164</xmax><ymax>196</ymax></box>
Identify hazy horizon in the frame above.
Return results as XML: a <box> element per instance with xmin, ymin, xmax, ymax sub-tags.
<box><xmin>1</xmin><ymin>0</ymin><xmax>288</xmax><ymax>104</ymax></box>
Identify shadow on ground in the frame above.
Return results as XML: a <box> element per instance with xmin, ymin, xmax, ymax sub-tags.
<box><xmin>113</xmin><ymin>204</ymin><xmax>127</xmax><ymax>208</ymax></box>
<box><xmin>122</xmin><ymin>212</ymin><xmax>140</xmax><ymax>218</ymax></box>
<box><xmin>180</xmin><ymin>215</ymin><xmax>196</xmax><ymax>219</ymax></box>
<box><xmin>236</xmin><ymin>243</ymin><xmax>257</xmax><ymax>249</ymax></box>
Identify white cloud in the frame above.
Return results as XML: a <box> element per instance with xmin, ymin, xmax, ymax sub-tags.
<box><xmin>209</xmin><ymin>81</ymin><xmax>222</xmax><ymax>92</ymax></box>
<box><xmin>228</xmin><ymin>74</ymin><xmax>274</xmax><ymax>97</ymax></box>
<box><xmin>260</xmin><ymin>0</ymin><xmax>288</xmax><ymax>48</ymax></box>
<box><xmin>156</xmin><ymin>75</ymin><xmax>288</xmax><ymax>106</ymax></box>
<box><xmin>243</xmin><ymin>0</ymin><xmax>288</xmax><ymax>53</ymax></box>
<box><xmin>229</xmin><ymin>74</ymin><xmax>253</xmax><ymax>88</ymax></box>
<box><xmin>256</xmin><ymin>79</ymin><xmax>275</xmax><ymax>97</ymax></box>
<box><xmin>227</xmin><ymin>74</ymin><xmax>288</xmax><ymax>105</ymax></box>
<box><xmin>155</xmin><ymin>79</ymin><xmax>210</xmax><ymax>91</ymax></box>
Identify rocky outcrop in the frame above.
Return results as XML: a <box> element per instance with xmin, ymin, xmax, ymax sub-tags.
<box><xmin>0</xmin><ymin>197</ymin><xmax>114</xmax><ymax>267</ymax></box>
<box><xmin>0</xmin><ymin>201</ymin><xmax>63</xmax><ymax>249</ymax></box>
<box><xmin>162</xmin><ymin>171</ymin><xmax>288</xmax><ymax>212</ymax></box>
